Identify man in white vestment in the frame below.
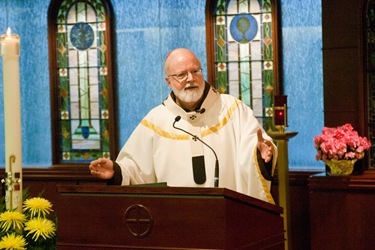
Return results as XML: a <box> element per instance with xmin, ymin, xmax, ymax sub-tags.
<box><xmin>89</xmin><ymin>48</ymin><xmax>278</xmax><ymax>204</ymax></box>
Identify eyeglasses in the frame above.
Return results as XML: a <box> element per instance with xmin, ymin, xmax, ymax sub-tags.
<box><xmin>168</xmin><ymin>69</ymin><xmax>203</xmax><ymax>83</ymax></box>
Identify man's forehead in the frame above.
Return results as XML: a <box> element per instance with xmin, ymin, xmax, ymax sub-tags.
<box><xmin>164</xmin><ymin>48</ymin><xmax>198</xmax><ymax>72</ymax></box>
<box><xmin>166</xmin><ymin>49</ymin><xmax>188</xmax><ymax>64</ymax></box>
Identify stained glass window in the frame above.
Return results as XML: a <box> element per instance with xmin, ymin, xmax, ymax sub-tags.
<box><xmin>52</xmin><ymin>0</ymin><xmax>116</xmax><ymax>163</ymax></box>
<box><xmin>366</xmin><ymin>0</ymin><xmax>375</xmax><ymax>167</ymax></box>
<box><xmin>213</xmin><ymin>0</ymin><xmax>275</xmax><ymax>130</ymax></box>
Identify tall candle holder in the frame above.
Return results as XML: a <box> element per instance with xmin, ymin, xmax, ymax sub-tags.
<box><xmin>270</xmin><ymin>94</ymin><xmax>295</xmax><ymax>249</ymax></box>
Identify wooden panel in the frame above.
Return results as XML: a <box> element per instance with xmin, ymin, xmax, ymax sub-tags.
<box><xmin>323</xmin><ymin>48</ymin><xmax>358</xmax><ymax>112</ymax></box>
<box><xmin>323</xmin><ymin>111</ymin><xmax>359</xmax><ymax>130</ymax></box>
<box><xmin>322</xmin><ymin>0</ymin><xmax>359</xmax><ymax>48</ymax></box>
<box><xmin>289</xmin><ymin>172</ymin><xmax>313</xmax><ymax>250</ymax></box>
<box><xmin>309</xmin><ymin>170</ymin><xmax>375</xmax><ymax>250</ymax></box>
<box><xmin>322</xmin><ymin>0</ymin><xmax>362</xmax><ymax>130</ymax></box>
<box><xmin>321</xmin><ymin>0</ymin><xmax>367</xmax><ymax>171</ymax></box>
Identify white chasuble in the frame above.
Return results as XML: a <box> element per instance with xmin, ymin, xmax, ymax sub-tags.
<box><xmin>116</xmin><ymin>86</ymin><xmax>278</xmax><ymax>203</ymax></box>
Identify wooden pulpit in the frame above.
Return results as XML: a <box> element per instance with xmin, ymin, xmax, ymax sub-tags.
<box><xmin>56</xmin><ymin>185</ymin><xmax>284</xmax><ymax>249</ymax></box>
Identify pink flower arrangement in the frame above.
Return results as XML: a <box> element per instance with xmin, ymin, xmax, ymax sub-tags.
<box><xmin>314</xmin><ymin>123</ymin><xmax>371</xmax><ymax>161</ymax></box>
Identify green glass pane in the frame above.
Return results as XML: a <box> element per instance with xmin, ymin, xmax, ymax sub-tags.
<box><xmin>98</xmin><ymin>30</ymin><xmax>107</xmax><ymax>65</ymax></box>
<box><xmin>261</xmin><ymin>0</ymin><xmax>271</xmax><ymax>12</ymax></box>
<box><xmin>59</xmin><ymin>76</ymin><xmax>69</xmax><ymax>112</ymax></box>
<box><xmin>217</xmin><ymin>70</ymin><xmax>228</xmax><ymax>93</ymax></box>
<box><xmin>100</xmin><ymin>76</ymin><xmax>108</xmax><ymax>110</ymax></box>
<box><xmin>240</xmin><ymin>61</ymin><xmax>251</xmax><ymax>106</ymax></box>
<box><xmin>262</xmin><ymin>23</ymin><xmax>273</xmax><ymax>61</ymax></box>
<box><xmin>60</xmin><ymin>120</ymin><xmax>71</xmax><ymax>151</ymax></box>
<box><xmin>263</xmin><ymin>70</ymin><xmax>273</xmax><ymax>107</ymax></box>
<box><xmin>57</xmin><ymin>33</ymin><xmax>67</xmax><ymax>68</ymax></box>
<box><xmin>216</xmin><ymin>0</ymin><xmax>226</xmax><ymax>15</ymax></box>
<box><xmin>101</xmin><ymin>119</ymin><xmax>110</xmax><ymax>151</ymax></box>
<box><xmin>92</xmin><ymin>0</ymin><xmax>106</xmax><ymax>22</ymax></box>
<box><xmin>216</xmin><ymin>25</ymin><xmax>226</xmax><ymax>62</ymax></box>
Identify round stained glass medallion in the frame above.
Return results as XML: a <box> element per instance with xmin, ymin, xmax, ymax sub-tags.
<box><xmin>230</xmin><ymin>14</ymin><xmax>258</xmax><ymax>44</ymax></box>
<box><xmin>70</xmin><ymin>22</ymin><xmax>95</xmax><ymax>51</ymax></box>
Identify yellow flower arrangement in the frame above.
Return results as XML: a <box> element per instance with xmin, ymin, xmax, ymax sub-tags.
<box><xmin>0</xmin><ymin>211</ymin><xmax>25</xmax><ymax>232</ymax></box>
<box><xmin>0</xmin><ymin>233</ymin><xmax>27</xmax><ymax>250</ymax></box>
<box><xmin>23</xmin><ymin>198</ymin><xmax>53</xmax><ymax>218</ymax></box>
<box><xmin>24</xmin><ymin>218</ymin><xmax>56</xmax><ymax>241</ymax></box>
<box><xmin>0</xmin><ymin>191</ymin><xmax>57</xmax><ymax>250</ymax></box>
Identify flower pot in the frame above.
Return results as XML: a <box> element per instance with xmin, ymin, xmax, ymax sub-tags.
<box><xmin>323</xmin><ymin>159</ymin><xmax>357</xmax><ymax>176</ymax></box>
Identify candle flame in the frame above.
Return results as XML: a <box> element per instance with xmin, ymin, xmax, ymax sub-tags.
<box><xmin>6</xmin><ymin>27</ymin><xmax>11</xmax><ymax>37</ymax></box>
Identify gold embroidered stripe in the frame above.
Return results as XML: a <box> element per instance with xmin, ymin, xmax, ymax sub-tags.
<box><xmin>141</xmin><ymin>119</ymin><xmax>189</xmax><ymax>140</ymax></box>
<box><xmin>141</xmin><ymin>99</ymin><xmax>241</xmax><ymax>140</ymax></box>
<box><xmin>253</xmin><ymin>147</ymin><xmax>275</xmax><ymax>204</ymax></box>
<box><xmin>201</xmin><ymin>99</ymin><xmax>240</xmax><ymax>137</ymax></box>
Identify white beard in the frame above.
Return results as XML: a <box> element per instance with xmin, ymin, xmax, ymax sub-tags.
<box><xmin>172</xmin><ymin>83</ymin><xmax>204</xmax><ymax>104</ymax></box>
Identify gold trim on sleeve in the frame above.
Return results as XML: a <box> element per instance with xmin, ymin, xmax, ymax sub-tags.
<box><xmin>253</xmin><ymin>147</ymin><xmax>275</xmax><ymax>204</ymax></box>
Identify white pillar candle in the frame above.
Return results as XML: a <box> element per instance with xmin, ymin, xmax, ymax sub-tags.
<box><xmin>0</xmin><ymin>27</ymin><xmax>22</xmax><ymax>211</ymax></box>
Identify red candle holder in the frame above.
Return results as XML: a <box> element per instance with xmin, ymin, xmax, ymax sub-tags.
<box><xmin>273</xmin><ymin>95</ymin><xmax>288</xmax><ymax>132</ymax></box>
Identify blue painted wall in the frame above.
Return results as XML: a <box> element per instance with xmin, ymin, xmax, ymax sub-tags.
<box><xmin>281</xmin><ymin>0</ymin><xmax>324</xmax><ymax>170</ymax></box>
<box><xmin>0</xmin><ymin>0</ymin><xmax>324</xmax><ymax>170</ymax></box>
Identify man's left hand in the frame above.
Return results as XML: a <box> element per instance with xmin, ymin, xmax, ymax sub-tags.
<box><xmin>257</xmin><ymin>128</ymin><xmax>274</xmax><ymax>163</ymax></box>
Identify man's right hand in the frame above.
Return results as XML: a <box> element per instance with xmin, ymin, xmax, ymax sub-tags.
<box><xmin>89</xmin><ymin>158</ymin><xmax>115</xmax><ymax>180</ymax></box>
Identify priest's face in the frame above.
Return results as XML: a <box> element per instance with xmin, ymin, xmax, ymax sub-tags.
<box><xmin>165</xmin><ymin>49</ymin><xmax>205</xmax><ymax>110</ymax></box>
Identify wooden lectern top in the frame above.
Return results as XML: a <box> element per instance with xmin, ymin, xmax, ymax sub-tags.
<box><xmin>57</xmin><ymin>184</ymin><xmax>282</xmax><ymax>214</ymax></box>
